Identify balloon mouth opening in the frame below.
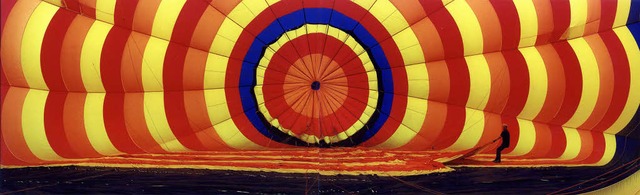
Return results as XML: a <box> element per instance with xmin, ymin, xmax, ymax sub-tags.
<box><xmin>311</xmin><ymin>81</ymin><xmax>321</xmax><ymax>90</ymax></box>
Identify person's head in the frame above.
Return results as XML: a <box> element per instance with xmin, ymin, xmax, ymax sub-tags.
<box><xmin>502</xmin><ymin>124</ymin><xmax>508</xmax><ymax>130</ymax></box>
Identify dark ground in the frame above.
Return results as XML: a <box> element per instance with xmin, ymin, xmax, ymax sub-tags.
<box><xmin>1</xmin><ymin>165</ymin><xmax>636</xmax><ymax>194</ymax></box>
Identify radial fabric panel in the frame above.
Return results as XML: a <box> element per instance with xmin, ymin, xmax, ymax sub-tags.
<box><xmin>1</xmin><ymin>0</ymin><xmax>639</xmax><ymax>169</ymax></box>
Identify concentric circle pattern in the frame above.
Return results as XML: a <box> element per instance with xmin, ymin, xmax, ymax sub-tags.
<box><xmin>227</xmin><ymin>7</ymin><xmax>405</xmax><ymax>147</ymax></box>
<box><xmin>256</xmin><ymin>25</ymin><xmax>378</xmax><ymax>144</ymax></box>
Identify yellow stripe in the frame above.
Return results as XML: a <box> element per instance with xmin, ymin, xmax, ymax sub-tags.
<box><xmin>227</xmin><ymin>1</ymin><xmax>269</xmax><ymax>28</ymax></box>
<box><xmin>559</xmin><ymin>127</ymin><xmax>581</xmax><ymax>160</ymax></box>
<box><xmin>213</xmin><ymin>118</ymin><xmax>264</xmax><ymax>149</ymax></box>
<box><xmin>509</xmin><ymin>119</ymin><xmax>536</xmax><ymax>156</ymax></box>
<box><xmin>607</xmin><ymin>28</ymin><xmax>640</xmax><ymax>133</ymax></box>
<box><xmin>141</xmin><ymin>37</ymin><xmax>168</xmax><ymax>91</ymax></box>
<box><xmin>375</xmin><ymin>124</ymin><xmax>417</xmax><ymax>149</ymax></box>
<box><xmin>596</xmin><ymin>133</ymin><xmax>617</xmax><ymax>166</ymax></box>
<box><xmin>81</xmin><ymin>21</ymin><xmax>109</xmax><ymax>92</ymax></box>
<box><xmin>518</xmin><ymin>47</ymin><xmax>548</xmax><ymax>120</ymax></box>
<box><xmin>406</xmin><ymin>64</ymin><xmax>429</xmax><ymax>99</ymax></box>
<box><xmin>395</xmin><ymin>28</ymin><xmax>426</xmax><ymax>65</ymax></box>
<box><xmin>354</xmin><ymin>1</ymin><xmax>429</xmax><ymax>148</ymax></box>
<box><xmin>84</xmin><ymin>93</ymin><xmax>121</xmax><ymax>155</ymax></box>
<box><xmin>444</xmin><ymin>108</ymin><xmax>485</xmax><ymax>151</ymax></box>
<box><xmin>565</xmin><ymin>38</ymin><xmax>600</xmax><ymax>128</ymax></box>
<box><xmin>143</xmin><ymin>92</ymin><xmax>189</xmax><ymax>152</ymax></box>
<box><xmin>21</xmin><ymin>2</ymin><xmax>57</xmax><ymax>90</ymax></box>
<box><xmin>465</xmin><ymin>55</ymin><xmax>491</xmax><ymax>110</ymax></box>
<box><xmin>567</xmin><ymin>0</ymin><xmax>588</xmax><ymax>39</ymax></box>
<box><xmin>152</xmin><ymin>0</ymin><xmax>186</xmax><ymax>40</ymax></box>
<box><xmin>446</xmin><ymin>0</ymin><xmax>483</xmax><ymax>55</ymax></box>
<box><xmin>209</xmin><ymin>0</ymin><xmax>270</xmax><ymax>55</ymax></box>
<box><xmin>513</xmin><ymin>0</ymin><xmax>538</xmax><ymax>47</ymax></box>
<box><xmin>352</xmin><ymin>0</ymin><xmax>376</xmax><ymax>12</ymax></box>
<box><xmin>22</xmin><ymin>89</ymin><xmax>62</xmax><ymax>161</ymax></box>
<box><xmin>365</xmin><ymin>0</ymin><xmax>403</xmax><ymax>35</ymax></box>
<box><xmin>204</xmin><ymin>53</ymin><xmax>228</xmax><ymax>89</ymax></box>
<box><xmin>377</xmin><ymin>97</ymin><xmax>428</xmax><ymax>149</ymax></box>
<box><xmin>42</xmin><ymin>0</ymin><xmax>63</xmax><ymax>7</ymax></box>
<box><xmin>204</xmin><ymin>89</ymin><xmax>261</xmax><ymax>149</ymax></box>
<box><xmin>95</xmin><ymin>0</ymin><xmax>116</xmax><ymax>24</ymax></box>
<box><xmin>209</xmin><ymin>20</ymin><xmax>242</xmax><ymax>56</ymax></box>
<box><xmin>613</xmin><ymin>0</ymin><xmax>632</xmax><ymax>28</ymax></box>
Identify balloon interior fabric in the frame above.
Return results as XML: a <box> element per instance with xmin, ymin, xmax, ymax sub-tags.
<box><xmin>1</xmin><ymin>0</ymin><xmax>640</xmax><ymax>192</ymax></box>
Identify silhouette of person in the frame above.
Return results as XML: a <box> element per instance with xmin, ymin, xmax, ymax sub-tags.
<box><xmin>493</xmin><ymin>124</ymin><xmax>510</xmax><ymax>163</ymax></box>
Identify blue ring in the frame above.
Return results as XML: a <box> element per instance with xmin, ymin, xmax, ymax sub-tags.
<box><xmin>239</xmin><ymin>8</ymin><xmax>394</xmax><ymax>145</ymax></box>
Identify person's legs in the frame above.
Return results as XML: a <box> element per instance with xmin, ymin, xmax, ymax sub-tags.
<box><xmin>494</xmin><ymin>145</ymin><xmax>505</xmax><ymax>163</ymax></box>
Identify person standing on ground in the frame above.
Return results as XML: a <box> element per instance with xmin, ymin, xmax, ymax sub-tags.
<box><xmin>493</xmin><ymin>124</ymin><xmax>510</xmax><ymax>163</ymax></box>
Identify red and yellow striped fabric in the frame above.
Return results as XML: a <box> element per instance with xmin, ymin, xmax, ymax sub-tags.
<box><xmin>1</xmin><ymin>0</ymin><xmax>639</xmax><ymax>168</ymax></box>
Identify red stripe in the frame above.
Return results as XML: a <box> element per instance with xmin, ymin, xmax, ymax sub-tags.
<box><xmin>41</xmin><ymin>10</ymin><xmax>75</xmax><ymax>91</ymax></box>
<box><xmin>501</xmin><ymin>50</ymin><xmax>529</xmax><ymax>117</ymax></box>
<box><xmin>44</xmin><ymin>91</ymin><xmax>78</xmax><ymax>158</ymax></box>
<box><xmin>432</xmin><ymin>104</ymin><xmax>465</xmax><ymax>149</ymax></box>
<box><xmin>592</xmin><ymin>31</ymin><xmax>631</xmax><ymax>131</ymax></box>
<box><xmin>114</xmin><ymin>0</ymin><xmax>138</xmax><ymax>29</ymax></box>
<box><xmin>599</xmin><ymin>0</ymin><xmax>618</xmax><ymax>31</ymax></box>
<box><xmin>103</xmin><ymin>93</ymin><xmax>144</xmax><ymax>153</ymax></box>
<box><xmin>428</xmin><ymin>7</ymin><xmax>464</xmax><ymax>58</ymax></box>
<box><xmin>162</xmin><ymin>0</ymin><xmax>210</xmax><ymax>151</ymax></box>
<box><xmin>582</xmin><ymin>131</ymin><xmax>605</xmax><ymax>163</ymax></box>
<box><xmin>545</xmin><ymin>126</ymin><xmax>567</xmax><ymax>158</ymax></box>
<box><xmin>169</xmin><ymin>0</ymin><xmax>207</xmax><ymax>46</ymax></box>
<box><xmin>445</xmin><ymin>58</ymin><xmax>470</xmax><ymax>106</ymax></box>
<box><xmin>491</xmin><ymin>0</ymin><xmax>520</xmax><ymax>50</ymax></box>
<box><xmin>101</xmin><ymin>27</ymin><xmax>129</xmax><ymax>92</ymax></box>
<box><xmin>163</xmin><ymin>43</ymin><xmax>189</xmax><ymax>91</ymax></box>
<box><xmin>164</xmin><ymin>90</ymin><xmax>208</xmax><ymax>151</ymax></box>
<box><xmin>62</xmin><ymin>0</ymin><xmax>81</xmax><ymax>14</ymax></box>
<box><xmin>418</xmin><ymin>0</ymin><xmax>445</xmax><ymax>16</ymax></box>
<box><xmin>78</xmin><ymin>0</ymin><xmax>97</xmax><ymax>19</ymax></box>
<box><xmin>549</xmin><ymin>42</ymin><xmax>582</xmax><ymax>125</ymax></box>
<box><xmin>549</xmin><ymin>1</ymin><xmax>571</xmax><ymax>41</ymax></box>
<box><xmin>1</xmin><ymin>61</ymin><xmax>7</xmax><ymax>87</ymax></box>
